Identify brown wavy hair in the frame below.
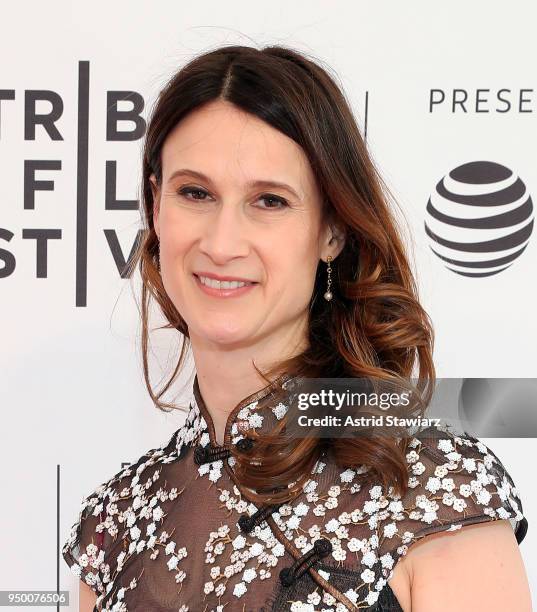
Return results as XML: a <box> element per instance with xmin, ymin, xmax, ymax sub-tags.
<box><xmin>130</xmin><ymin>44</ymin><xmax>436</xmax><ymax>504</ymax></box>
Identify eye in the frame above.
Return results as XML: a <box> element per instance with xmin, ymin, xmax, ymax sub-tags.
<box><xmin>256</xmin><ymin>194</ymin><xmax>289</xmax><ymax>210</ymax></box>
<box><xmin>177</xmin><ymin>186</ymin><xmax>289</xmax><ymax>210</ymax></box>
<box><xmin>178</xmin><ymin>186</ymin><xmax>210</xmax><ymax>201</ymax></box>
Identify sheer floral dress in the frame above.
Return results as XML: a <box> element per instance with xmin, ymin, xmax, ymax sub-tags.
<box><xmin>63</xmin><ymin>373</ymin><xmax>528</xmax><ymax>611</ymax></box>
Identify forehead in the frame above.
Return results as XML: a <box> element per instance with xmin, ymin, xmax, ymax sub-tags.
<box><xmin>160</xmin><ymin>100</ymin><xmax>316</xmax><ymax>196</ymax></box>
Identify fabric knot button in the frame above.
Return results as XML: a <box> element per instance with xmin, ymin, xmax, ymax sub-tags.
<box><xmin>238</xmin><ymin>503</ymin><xmax>282</xmax><ymax>534</ymax></box>
<box><xmin>193</xmin><ymin>444</ymin><xmax>231</xmax><ymax>465</ymax></box>
<box><xmin>279</xmin><ymin>537</ymin><xmax>334</xmax><ymax>587</ymax></box>
<box><xmin>235</xmin><ymin>437</ymin><xmax>254</xmax><ymax>452</ymax></box>
<box><xmin>238</xmin><ymin>514</ymin><xmax>255</xmax><ymax>533</ymax></box>
<box><xmin>279</xmin><ymin>566</ymin><xmax>295</xmax><ymax>587</ymax></box>
<box><xmin>193</xmin><ymin>445</ymin><xmax>208</xmax><ymax>465</ymax></box>
<box><xmin>313</xmin><ymin>537</ymin><xmax>332</xmax><ymax>557</ymax></box>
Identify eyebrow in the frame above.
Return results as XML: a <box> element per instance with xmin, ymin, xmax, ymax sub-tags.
<box><xmin>167</xmin><ymin>168</ymin><xmax>301</xmax><ymax>199</ymax></box>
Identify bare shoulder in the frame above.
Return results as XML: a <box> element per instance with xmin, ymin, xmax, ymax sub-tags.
<box><xmin>404</xmin><ymin>519</ymin><xmax>532</xmax><ymax>611</ymax></box>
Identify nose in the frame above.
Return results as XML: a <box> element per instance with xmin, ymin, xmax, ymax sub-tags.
<box><xmin>197</xmin><ymin>201</ymin><xmax>250</xmax><ymax>264</ymax></box>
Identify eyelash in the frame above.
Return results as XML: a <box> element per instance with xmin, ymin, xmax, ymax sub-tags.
<box><xmin>177</xmin><ymin>186</ymin><xmax>289</xmax><ymax>210</ymax></box>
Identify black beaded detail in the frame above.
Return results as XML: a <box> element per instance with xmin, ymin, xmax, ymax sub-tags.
<box><xmin>238</xmin><ymin>503</ymin><xmax>282</xmax><ymax>533</ymax></box>
<box><xmin>193</xmin><ymin>444</ymin><xmax>231</xmax><ymax>465</ymax></box>
<box><xmin>279</xmin><ymin>538</ymin><xmax>333</xmax><ymax>586</ymax></box>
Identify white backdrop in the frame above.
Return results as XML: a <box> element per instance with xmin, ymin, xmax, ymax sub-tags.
<box><xmin>1</xmin><ymin>1</ymin><xmax>535</xmax><ymax>610</ymax></box>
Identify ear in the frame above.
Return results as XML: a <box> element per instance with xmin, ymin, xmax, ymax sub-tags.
<box><xmin>321</xmin><ymin>220</ymin><xmax>346</xmax><ymax>262</ymax></box>
<box><xmin>149</xmin><ymin>174</ymin><xmax>161</xmax><ymax>239</ymax></box>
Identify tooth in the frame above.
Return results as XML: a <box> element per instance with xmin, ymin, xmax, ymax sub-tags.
<box><xmin>199</xmin><ymin>276</ymin><xmax>248</xmax><ymax>289</ymax></box>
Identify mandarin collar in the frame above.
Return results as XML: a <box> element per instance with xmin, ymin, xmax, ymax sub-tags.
<box><xmin>187</xmin><ymin>371</ymin><xmax>296</xmax><ymax>449</ymax></box>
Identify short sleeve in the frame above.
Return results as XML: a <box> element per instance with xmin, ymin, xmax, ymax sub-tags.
<box><xmin>377</xmin><ymin>425</ymin><xmax>528</xmax><ymax>573</ymax></box>
<box><xmin>62</xmin><ymin>459</ymin><xmax>149</xmax><ymax>598</ymax></box>
<box><xmin>62</xmin><ymin>435</ymin><xmax>178</xmax><ymax>601</ymax></box>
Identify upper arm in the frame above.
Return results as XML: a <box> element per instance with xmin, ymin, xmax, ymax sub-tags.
<box><xmin>406</xmin><ymin>519</ymin><xmax>532</xmax><ymax>612</ymax></box>
<box><xmin>79</xmin><ymin>580</ymin><xmax>98</xmax><ymax>612</ymax></box>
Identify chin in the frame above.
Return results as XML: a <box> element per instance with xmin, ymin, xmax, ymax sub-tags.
<box><xmin>195</xmin><ymin>321</ymin><xmax>255</xmax><ymax>346</ymax></box>
<box><xmin>206</xmin><ymin>334</ymin><xmax>254</xmax><ymax>348</ymax></box>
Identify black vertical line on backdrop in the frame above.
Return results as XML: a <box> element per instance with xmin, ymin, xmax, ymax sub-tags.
<box><xmin>76</xmin><ymin>61</ymin><xmax>90</xmax><ymax>307</ymax></box>
<box><xmin>57</xmin><ymin>464</ymin><xmax>60</xmax><ymax>612</ymax></box>
<box><xmin>364</xmin><ymin>90</ymin><xmax>368</xmax><ymax>142</ymax></box>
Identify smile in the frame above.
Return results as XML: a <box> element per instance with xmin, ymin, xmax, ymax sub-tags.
<box><xmin>193</xmin><ymin>274</ymin><xmax>258</xmax><ymax>298</ymax></box>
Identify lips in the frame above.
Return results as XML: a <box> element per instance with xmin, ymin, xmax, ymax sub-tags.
<box><xmin>196</xmin><ymin>274</ymin><xmax>254</xmax><ymax>288</ymax></box>
<box><xmin>193</xmin><ymin>273</ymin><xmax>258</xmax><ymax>297</ymax></box>
<box><xmin>193</xmin><ymin>272</ymin><xmax>258</xmax><ymax>283</ymax></box>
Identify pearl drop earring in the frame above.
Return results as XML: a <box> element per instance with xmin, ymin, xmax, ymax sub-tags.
<box><xmin>324</xmin><ymin>255</ymin><xmax>333</xmax><ymax>301</ymax></box>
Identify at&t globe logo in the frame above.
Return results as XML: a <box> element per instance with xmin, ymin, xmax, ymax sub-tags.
<box><xmin>424</xmin><ymin>161</ymin><xmax>533</xmax><ymax>276</ymax></box>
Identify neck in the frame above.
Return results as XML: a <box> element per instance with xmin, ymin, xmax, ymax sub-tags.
<box><xmin>189</xmin><ymin>324</ymin><xmax>307</xmax><ymax>445</ymax></box>
<box><xmin>194</xmin><ymin>367</ymin><xmax>281</xmax><ymax>445</ymax></box>
<box><xmin>192</xmin><ymin>369</ymin><xmax>294</xmax><ymax>448</ymax></box>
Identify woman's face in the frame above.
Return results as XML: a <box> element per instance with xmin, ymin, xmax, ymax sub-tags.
<box><xmin>151</xmin><ymin>99</ymin><xmax>341</xmax><ymax>351</ymax></box>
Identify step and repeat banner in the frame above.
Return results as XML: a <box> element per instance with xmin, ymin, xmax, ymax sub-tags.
<box><xmin>1</xmin><ymin>1</ymin><xmax>535</xmax><ymax>609</ymax></box>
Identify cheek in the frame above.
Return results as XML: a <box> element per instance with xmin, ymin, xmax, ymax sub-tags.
<box><xmin>160</xmin><ymin>240</ymin><xmax>190</xmax><ymax>278</ymax></box>
<box><xmin>268</xmin><ymin>247</ymin><xmax>319</xmax><ymax>301</ymax></box>
<box><xmin>159</xmin><ymin>210</ymin><xmax>193</xmax><ymax>259</ymax></box>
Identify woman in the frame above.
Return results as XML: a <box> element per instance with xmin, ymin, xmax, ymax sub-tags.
<box><xmin>63</xmin><ymin>45</ymin><xmax>531</xmax><ymax>611</ymax></box>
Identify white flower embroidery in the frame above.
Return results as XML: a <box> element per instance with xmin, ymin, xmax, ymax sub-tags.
<box><xmin>62</xmin><ymin>391</ymin><xmax>526</xmax><ymax>611</ymax></box>
<box><xmin>272</xmin><ymin>402</ymin><xmax>288</xmax><ymax>419</ymax></box>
